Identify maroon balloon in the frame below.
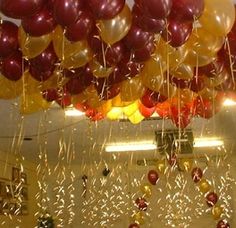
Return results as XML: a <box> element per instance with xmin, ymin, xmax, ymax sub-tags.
<box><xmin>42</xmin><ymin>88</ymin><xmax>58</xmax><ymax>102</ymax></box>
<box><xmin>0</xmin><ymin>21</ymin><xmax>18</xmax><ymax>59</ymax></box>
<box><xmin>162</xmin><ymin>20</ymin><xmax>192</xmax><ymax>47</ymax></box>
<box><xmin>206</xmin><ymin>192</ymin><xmax>218</xmax><ymax>207</ymax></box>
<box><xmin>189</xmin><ymin>75</ymin><xmax>205</xmax><ymax>92</ymax></box>
<box><xmin>129</xmin><ymin>223</ymin><xmax>140</xmax><ymax>228</ymax></box>
<box><xmin>132</xmin><ymin>4</ymin><xmax>165</xmax><ymax>33</ymax></box>
<box><xmin>0</xmin><ymin>0</ymin><xmax>44</xmax><ymax>19</ymax></box>
<box><xmin>53</xmin><ymin>0</ymin><xmax>80</xmax><ymax>27</ymax></box>
<box><xmin>29</xmin><ymin>43</ymin><xmax>58</xmax><ymax>81</ymax></box>
<box><xmin>88</xmin><ymin>0</ymin><xmax>125</xmax><ymax>19</ymax></box>
<box><xmin>65</xmin><ymin>10</ymin><xmax>95</xmax><ymax>42</ymax></box>
<box><xmin>87</xmin><ymin>28</ymin><xmax>106</xmax><ymax>54</ymax></box>
<box><xmin>133</xmin><ymin>37</ymin><xmax>155</xmax><ymax>62</ymax></box>
<box><xmin>217</xmin><ymin>220</ymin><xmax>230</xmax><ymax>228</ymax></box>
<box><xmin>124</xmin><ymin>25</ymin><xmax>153</xmax><ymax>50</ymax></box>
<box><xmin>148</xmin><ymin>170</ymin><xmax>159</xmax><ymax>185</ymax></box>
<box><xmin>135</xmin><ymin>197</ymin><xmax>148</xmax><ymax>211</ymax></box>
<box><xmin>1</xmin><ymin>50</ymin><xmax>23</xmax><ymax>81</ymax></box>
<box><xmin>191</xmin><ymin>167</ymin><xmax>203</xmax><ymax>183</ymax></box>
<box><xmin>22</xmin><ymin>7</ymin><xmax>56</xmax><ymax>37</ymax></box>
<box><xmin>171</xmin><ymin>77</ymin><xmax>190</xmax><ymax>89</ymax></box>
<box><xmin>141</xmin><ymin>89</ymin><xmax>167</xmax><ymax>108</ymax></box>
<box><xmin>65</xmin><ymin>77</ymin><xmax>86</xmax><ymax>95</ymax></box>
<box><xmin>170</xmin><ymin>0</ymin><xmax>204</xmax><ymax>22</ymax></box>
<box><xmin>140</xmin><ymin>0</ymin><xmax>172</xmax><ymax>19</ymax></box>
<box><xmin>56</xmin><ymin>90</ymin><xmax>72</xmax><ymax>108</ymax></box>
<box><xmin>171</xmin><ymin>105</ymin><xmax>191</xmax><ymax>129</ymax></box>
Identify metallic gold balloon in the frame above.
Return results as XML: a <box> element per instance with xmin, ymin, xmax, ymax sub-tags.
<box><xmin>97</xmin><ymin>100</ymin><xmax>112</xmax><ymax>115</ymax></box>
<box><xmin>184</xmin><ymin>28</ymin><xmax>224</xmax><ymax>67</ymax></box>
<box><xmin>140</xmin><ymin>56</ymin><xmax>165</xmax><ymax>92</ymax></box>
<box><xmin>120</xmin><ymin>76</ymin><xmax>145</xmax><ymax>102</ymax></box>
<box><xmin>212</xmin><ymin>205</ymin><xmax>223</xmax><ymax>220</ymax></box>
<box><xmin>90</xmin><ymin>60</ymin><xmax>114</xmax><ymax>78</ymax></box>
<box><xmin>170</xmin><ymin>64</ymin><xmax>194</xmax><ymax>80</ymax></box>
<box><xmin>83</xmin><ymin>86</ymin><xmax>102</xmax><ymax>108</ymax></box>
<box><xmin>159</xmin><ymin>77</ymin><xmax>177</xmax><ymax>98</ymax></box>
<box><xmin>0</xmin><ymin>73</ymin><xmax>23</xmax><ymax>99</ymax></box>
<box><xmin>156</xmin><ymin>160</ymin><xmax>166</xmax><ymax>174</ymax></box>
<box><xmin>19</xmin><ymin>26</ymin><xmax>52</xmax><ymax>59</ymax></box>
<box><xmin>140</xmin><ymin>183</ymin><xmax>152</xmax><ymax>198</ymax></box>
<box><xmin>178</xmin><ymin>158</ymin><xmax>193</xmax><ymax>172</ymax></box>
<box><xmin>112</xmin><ymin>94</ymin><xmax>132</xmax><ymax>107</ymax></box>
<box><xmin>132</xmin><ymin>211</ymin><xmax>145</xmax><ymax>225</ymax></box>
<box><xmin>198</xmin><ymin>179</ymin><xmax>211</xmax><ymax>194</ymax></box>
<box><xmin>128</xmin><ymin>110</ymin><xmax>144</xmax><ymax>124</ymax></box>
<box><xmin>199</xmin><ymin>0</ymin><xmax>235</xmax><ymax>36</ymax></box>
<box><xmin>204</xmin><ymin>69</ymin><xmax>229</xmax><ymax>88</ymax></box>
<box><xmin>20</xmin><ymin>91</ymin><xmax>51</xmax><ymax>114</ymax></box>
<box><xmin>97</xmin><ymin>5</ymin><xmax>132</xmax><ymax>45</ymax></box>
<box><xmin>198</xmin><ymin>87</ymin><xmax>217</xmax><ymax>100</ymax></box>
<box><xmin>155</xmin><ymin>38</ymin><xmax>188</xmax><ymax>69</ymax></box>
<box><xmin>123</xmin><ymin>101</ymin><xmax>139</xmax><ymax>117</ymax></box>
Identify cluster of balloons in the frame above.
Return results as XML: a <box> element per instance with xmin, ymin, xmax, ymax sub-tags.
<box><xmin>129</xmin><ymin>160</ymin><xmax>229</xmax><ymax>228</ymax></box>
<box><xmin>0</xmin><ymin>0</ymin><xmax>236</xmax><ymax>127</ymax></box>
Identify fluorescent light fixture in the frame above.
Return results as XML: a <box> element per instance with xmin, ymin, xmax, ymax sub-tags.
<box><xmin>194</xmin><ymin>138</ymin><xmax>224</xmax><ymax>148</ymax></box>
<box><xmin>65</xmin><ymin>108</ymin><xmax>85</xmax><ymax>117</ymax></box>
<box><xmin>223</xmin><ymin>99</ymin><xmax>236</xmax><ymax>106</ymax></box>
<box><xmin>105</xmin><ymin>142</ymin><xmax>157</xmax><ymax>152</ymax></box>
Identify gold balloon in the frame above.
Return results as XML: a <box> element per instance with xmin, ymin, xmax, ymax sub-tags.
<box><xmin>132</xmin><ymin>211</ymin><xmax>145</xmax><ymax>225</ymax></box>
<box><xmin>212</xmin><ymin>205</ymin><xmax>223</xmax><ymax>220</ymax></box>
<box><xmin>198</xmin><ymin>87</ymin><xmax>217</xmax><ymax>100</ymax></box>
<box><xmin>155</xmin><ymin>38</ymin><xmax>188</xmax><ymax>69</ymax></box>
<box><xmin>128</xmin><ymin>110</ymin><xmax>144</xmax><ymax>124</ymax></box>
<box><xmin>107</xmin><ymin>107</ymin><xmax>123</xmax><ymax>120</ymax></box>
<box><xmin>156</xmin><ymin>160</ymin><xmax>166</xmax><ymax>174</ymax></box>
<box><xmin>112</xmin><ymin>94</ymin><xmax>132</xmax><ymax>107</ymax></box>
<box><xmin>97</xmin><ymin>100</ymin><xmax>112</xmax><ymax>115</ymax></box>
<box><xmin>198</xmin><ymin>179</ymin><xmax>211</xmax><ymax>194</ymax></box>
<box><xmin>97</xmin><ymin>5</ymin><xmax>132</xmax><ymax>45</ymax></box>
<box><xmin>89</xmin><ymin>60</ymin><xmax>114</xmax><ymax>78</ymax></box>
<box><xmin>71</xmin><ymin>93</ymin><xmax>88</xmax><ymax>106</ymax></box>
<box><xmin>184</xmin><ymin>28</ymin><xmax>225</xmax><ymax>67</ymax></box>
<box><xmin>170</xmin><ymin>64</ymin><xmax>194</xmax><ymax>80</ymax></box>
<box><xmin>83</xmin><ymin>86</ymin><xmax>101</xmax><ymax>108</ymax></box>
<box><xmin>0</xmin><ymin>74</ymin><xmax>23</xmax><ymax>99</ymax></box>
<box><xmin>120</xmin><ymin>76</ymin><xmax>145</xmax><ymax>102</ymax></box>
<box><xmin>122</xmin><ymin>101</ymin><xmax>139</xmax><ymax>117</ymax></box>
<box><xmin>19</xmin><ymin>26</ymin><xmax>52</xmax><ymax>59</ymax></box>
<box><xmin>20</xmin><ymin>92</ymin><xmax>51</xmax><ymax>114</ymax></box>
<box><xmin>158</xmin><ymin>77</ymin><xmax>177</xmax><ymax>98</ymax></box>
<box><xmin>204</xmin><ymin>69</ymin><xmax>229</xmax><ymax>88</ymax></box>
<box><xmin>140</xmin><ymin>183</ymin><xmax>152</xmax><ymax>198</ymax></box>
<box><xmin>140</xmin><ymin>56</ymin><xmax>165</xmax><ymax>92</ymax></box>
<box><xmin>178</xmin><ymin>158</ymin><xmax>193</xmax><ymax>172</ymax></box>
<box><xmin>199</xmin><ymin>0</ymin><xmax>235</xmax><ymax>36</ymax></box>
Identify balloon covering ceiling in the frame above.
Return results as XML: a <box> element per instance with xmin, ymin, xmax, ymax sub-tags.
<box><xmin>0</xmin><ymin>0</ymin><xmax>236</xmax><ymax>128</ymax></box>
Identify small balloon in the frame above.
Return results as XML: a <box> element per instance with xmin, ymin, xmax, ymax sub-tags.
<box><xmin>198</xmin><ymin>179</ymin><xmax>211</xmax><ymax>194</ymax></box>
<box><xmin>206</xmin><ymin>192</ymin><xmax>218</xmax><ymax>207</ymax></box>
<box><xmin>212</xmin><ymin>205</ymin><xmax>223</xmax><ymax>220</ymax></box>
<box><xmin>217</xmin><ymin>220</ymin><xmax>230</xmax><ymax>228</ymax></box>
<box><xmin>135</xmin><ymin>198</ymin><xmax>148</xmax><ymax>211</ymax></box>
<box><xmin>156</xmin><ymin>160</ymin><xmax>166</xmax><ymax>174</ymax></box>
<box><xmin>191</xmin><ymin>167</ymin><xmax>203</xmax><ymax>183</ymax></box>
<box><xmin>132</xmin><ymin>211</ymin><xmax>145</xmax><ymax>225</ymax></box>
<box><xmin>140</xmin><ymin>183</ymin><xmax>152</xmax><ymax>198</ymax></box>
<box><xmin>148</xmin><ymin>170</ymin><xmax>159</xmax><ymax>185</ymax></box>
<box><xmin>129</xmin><ymin>223</ymin><xmax>140</xmax><ymax>228</ymax></box>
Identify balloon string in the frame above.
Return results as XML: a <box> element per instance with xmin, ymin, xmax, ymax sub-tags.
<box><xmin>225</xmin><ymin>37</ymin><xmax>235</xmax><ymax>89</ymax></box>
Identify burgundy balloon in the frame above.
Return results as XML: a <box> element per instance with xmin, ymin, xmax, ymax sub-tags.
<box><xmin>22</xmin><ymin>7</ymin><xmax>56</xmax><ymax>37</ymax></box>
<box><xmin>171</xmin><ymin>77</ymin><xmax>190</xmax><ymax>89</ymax></box>
<box><xmin>162</xmin><ymin>20</ymin><xmax>192</xmax><ymax>47</ymax></box>
<box><xmin>56</xmin><ymin>90</ymin><xmax>72</xmax><ymax>108</ymax></box>
<box><xmin>189</xmin><ymin>75</ymin><xmax>205</xmax><ymax>92</ymax></box>
<box><xmin>170</xmin><ymin>0</ymin><xmax>204</xmax><ymax>22</ymax></box>
<box><xmin>217</xmin><ymin>220</ymin><xmax>230</xmax><ymax>228</ymax></box>
<box><xmin>65</xmin><ymin>77</ymin><xmax>86</xmax><ymax>95</ymax></box>
<box><xmin>148</xmin><ymin>170</ymin><xmax>159</xmax><ymax>185</ymax></box>
<box><xmin>132</xmin><ymin>4</ymin><xmax>165</xmax><ymax>33</ymax></box>
<box><xmin>29</xmin><ymin>43</ymin><xmax>58</xmax><ymax>81</ymax></box>
<box><xmin>206</xmin><ymin>192</ymin><xmax>218</xmax><ymax>207</ymax></box>
<box><xmin>53</xmin><ymin>0</ymin><xmax>81</xmax><ymax>27</ymax></box>
<box><xmin>129</xmin><ymin>224</ymin><xmax>140</xmax><ymax>228</ymax></box>
<box><xmin>135</xmin><ymin>197</ymin><xmax>148</xmax><ymax>211</ymax></box>
<box><xmin>124</xmin><ymin>25</ymin><xmax>153</xmax><ymax>50</ymax></box>
<box><xmin>1</xmin><ymin>50</ymin><xmax>23</xmax><ymax>81</ymax></box>
<box><xmin>87</xmin><ymin>28</ymin><xmax>105</xmax><ymax>54</ymax></box>
<box><xmin>191</xmin><ymin>167</ymin><xmax>203</xmax><ymax>183</ymax></box>
<box><xmin>141</xmin><ymin>89</ymin><xmax>167</xmax><ymax>108</ymax></box>
<box><xmin>171</xmin><ymin>105</ymin><xmax>191</xmax><ymax>129</ymax></box>
<box><xmin>42</xmin><ymin>88</ymin><xmax>58</xmax><ymax>102</ymax></box>
<box><xmin>133</xmin><ymin>37</ymin><xmax>155</xmax><ymax>62</ymax></box>
<box><xmin>140</xmin><ymin>0</ymin><xmax>172</xmax><ymax>19</ymax></box>
<box><xmin>0</xmin><ymin>0</ymin><xmax>44</xmax><ymax>19</ymax></box>
<box><xmin>65</xmin><ymin>10</ymin><xmax>95</xmax><ymax>42</ymax></box>
<box><xmin>0</xmin><ymin>21</ymin><xmax>18</xmax><ymax>59</ymax></box>
<box><xmin>88</xmin><ymin>0</ymin><xmax>125</xmax><ymax>19</ymax></box>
